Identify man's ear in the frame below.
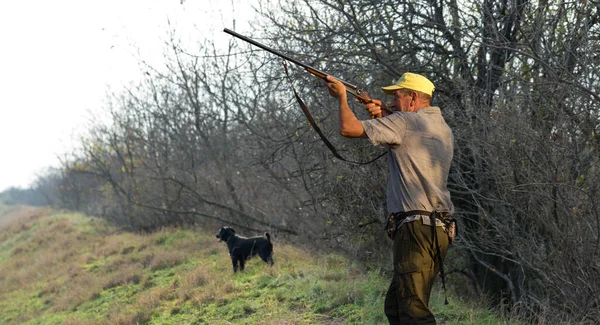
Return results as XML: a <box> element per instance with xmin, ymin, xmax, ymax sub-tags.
<box><xmin>411</xmin><ymin>91</ymin><xmax>419</xmax><ymax>103</ymax></box>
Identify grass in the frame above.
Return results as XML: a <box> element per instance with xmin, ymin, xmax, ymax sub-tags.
<box><xmin>0</xmin><ymin>206</ymin><xmax>522</xmax><ymax>324</ymax></box>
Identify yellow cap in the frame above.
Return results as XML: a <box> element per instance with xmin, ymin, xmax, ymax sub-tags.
<box><xmin>381</xmin><ymin>72</ymin><xmax>435</xmax><ymax>96</ymax></box>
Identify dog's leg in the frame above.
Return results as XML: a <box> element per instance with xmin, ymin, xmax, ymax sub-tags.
<box><xmin>232</xmin><ymin>258</ymin><xmax>239</xmax><ymax>272</ymax></box>
<box><xmin>239</xmin><ymin>259</ymin><xmax>245</xmax><ymax>271</ymax></box>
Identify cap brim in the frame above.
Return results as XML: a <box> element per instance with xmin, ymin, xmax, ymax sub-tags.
<box><xmin>381</xmin><ymin>85</ymin><xmax>401</xmax><ymax>95</ymax></box>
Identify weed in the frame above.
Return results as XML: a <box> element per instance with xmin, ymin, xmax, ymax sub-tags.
<box><xmin>149</xmin><ymin>249</ymin><xmax>186</xmax><ymax>271</ymax></box>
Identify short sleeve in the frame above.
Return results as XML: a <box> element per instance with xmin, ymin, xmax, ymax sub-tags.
<box><xmin>360</xmin><ymin>113</ymin><xmax>407</xmax><ymax>146</ymax></box>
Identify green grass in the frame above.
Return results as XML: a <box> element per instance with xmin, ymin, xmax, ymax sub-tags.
<box><xmin>0</xmin><ymin>207</ymin><xmax>522</xmax><ymax>324</ymax></box>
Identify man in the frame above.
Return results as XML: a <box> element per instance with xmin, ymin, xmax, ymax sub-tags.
<box><xmin>325</xmin><ymin>72</ymin><xmax>454</xmax><ymax>324</ymax></box>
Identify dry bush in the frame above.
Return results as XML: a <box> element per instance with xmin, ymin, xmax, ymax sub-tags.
<box><xmin>45</xmin><ymin>218</ymin><xmax>74</xmax><ymax>235</ymax></box>
<box><xmin>93</xmin><ymin>236</ymin><xmax>128</xmax><ymax>257</ymax></box>
<box><xmin>52</xmin><ymin>271</ymin><xmax>108</xmax><ymax>311</ymax></box>
<box><xmin>189</xmin><ymin>275</ymin><xmax>236</xmax><ymax>307</ymax></box>
<box><xmin>64</xmin><ymin>316</ymin><xmax>101</xmax><ymax>325</ymax></box>
<box><xmin>31</xmin><ymin>228</ymin><xmax>57</xmax><ymax>248</ymax></box>
<box><xmin>254</xmin><ymin>320</ymin><xmax>304</xmax><ymax>325</ymax></box>
<box><xmin>105</xmin><ymin>308</ymin><xmax>152</xmax><ymax>325</ymax></box>
<box><xmin>34</xmin><ymin>247</ymin><xmax>76</xmax><ymax>269</ymax></box>
<box><xmin>176</xmin><ymin>265</ymin><xmax>210</xmax><ymax>301</ymax></box>
<box><xmin>39</xmin><ymin>278</ymin><xmax>65</xmax><ymax>297</ymax></box>
<box><xmin>182</xmin><ymin>265</ymin><xmax>210</xmax><ymax>288</ymax></box>
<box><xmin>149</xmin><ymin>250</ymin><xmax>186</xmax><ymax>271</ymax></box>
<box><xmin>0</xmin><ymin>253</ymin><xmax>52</xmax><ymax>293</ymax></box>
<box><xmin>172</xmin><ymin>235</ymin><xmax>204</xmax><ymax>253</ymax></box>
<box><xmin>103</xmin><ymin>263</ymin><xmax>143</xmax><ymax>289</ymax></box>
<box><xmin>102</xmin><ymin>254</ymin><xmax>136</xmax><ymax>273</ymax></box>
<box><xmin>135</xmin><ymin>286</ymin><xmax>171</xmax><ymax>310</ymax></box>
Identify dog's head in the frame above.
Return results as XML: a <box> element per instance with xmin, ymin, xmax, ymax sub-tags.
<box><xmin>216</xmin><ymin>226</ymin><xmax>235</xmax><ymax>243</ymax></box>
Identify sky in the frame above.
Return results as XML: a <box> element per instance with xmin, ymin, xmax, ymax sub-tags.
<box><xmin>0</xmin><ymin>0</ymin><xmax>254</xmax><ymax>192</ymax></box>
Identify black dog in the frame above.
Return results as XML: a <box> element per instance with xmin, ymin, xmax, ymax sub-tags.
<box><xmin>215</xmin><ymin>226</ymin><xmax>274</xmax><ymax>272</ymax></box>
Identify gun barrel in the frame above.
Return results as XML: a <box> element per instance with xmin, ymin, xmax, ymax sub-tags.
<box><xmin>224</xmin><ymin>29</ymin><xmax>319</xmax><ymax>74</ymax></box>
<box><xmin>223</xmin><ymin>28</ymin><xmax>360</xmax><ymax>91</ymax></box>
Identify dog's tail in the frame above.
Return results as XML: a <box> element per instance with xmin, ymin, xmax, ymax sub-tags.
<box><xmin>264</xmin><ymin>232</ymin><xmax>271</xmax><ymax>244</ymax></box>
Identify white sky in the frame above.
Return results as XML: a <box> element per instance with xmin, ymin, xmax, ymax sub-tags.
<box><xmin>0</xmin><ymin>0</ymin><xmax>255</xmax><ymax>192</ymax></box>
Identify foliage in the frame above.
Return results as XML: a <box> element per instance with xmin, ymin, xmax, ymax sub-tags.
<box><xmin>0</xmin><ymin>186</ymin><xmax>47</xmax><ymax>206</ymax></box>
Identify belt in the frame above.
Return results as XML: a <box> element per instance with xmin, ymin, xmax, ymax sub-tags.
<box><xmin>390</xmin><ymin>210</ymin><xmax>450</xmax><ymax>228</ymax></box>
<box><xmin>391</xmin><ymin>210</ymin><xmax>450</xmax><ymax>219</ymax></box>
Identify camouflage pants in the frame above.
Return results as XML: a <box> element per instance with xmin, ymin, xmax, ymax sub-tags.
<box><xmin>384</xmin><ymin>219</ymin><xmax>449</xmax><ymax>325</ymax></box>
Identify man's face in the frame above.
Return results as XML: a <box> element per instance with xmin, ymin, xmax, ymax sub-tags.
<box><xmin>392</xmin><ymin>89</ymin><xmax>414</xmax><ymax>112</ymax></box>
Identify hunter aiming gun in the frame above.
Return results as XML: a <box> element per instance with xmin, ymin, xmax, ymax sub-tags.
<box><xmin>223</xmin><ymin>28</ymin><xmax>379</xmax><ymax>117</ymax></box>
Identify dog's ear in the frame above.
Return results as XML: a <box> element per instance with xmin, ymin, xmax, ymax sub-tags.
<box><xmin>230</xmin><ymin>228</ymin><xmax>235</xmax><ymax>234</ymax></box>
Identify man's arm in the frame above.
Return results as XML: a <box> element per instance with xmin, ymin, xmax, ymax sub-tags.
<box><xmin>325</xmin><ymin>76</ymin><xmax>368</xmax><ymax>138</ymax></box>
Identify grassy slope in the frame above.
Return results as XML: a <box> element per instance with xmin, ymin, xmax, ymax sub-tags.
<box><xmin>0</xmin><ymin>207</ymin><xmax>517</xmax><ymax>325</ymax></box>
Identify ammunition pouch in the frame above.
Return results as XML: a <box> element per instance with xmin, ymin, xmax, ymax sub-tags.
<box><xmin>384</xmin><ymin>214</ymin><xmax>400</xmax><ymax>241</ymax></box>
<box><xmin>439</xmin><ymin>215</ymin><xmax>457</xmax><ymax>245</ymax></box>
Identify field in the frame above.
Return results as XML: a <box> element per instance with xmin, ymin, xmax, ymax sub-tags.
<box><xmin>0</xmin><ymin>206</ymin><xmax>519</xmax><ymax>324</ymax></box>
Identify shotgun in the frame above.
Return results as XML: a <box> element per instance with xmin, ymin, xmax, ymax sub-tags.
<box><xmin>223</xmin><ymin>28</ymin><xmax>374</xmax><ymax>105</ymax></box>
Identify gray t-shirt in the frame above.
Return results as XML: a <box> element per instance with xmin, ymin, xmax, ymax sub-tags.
<box><xmin>361</xmin><ymin>106</ymin><xmax>454</xmax><ymax>215</ymax></box>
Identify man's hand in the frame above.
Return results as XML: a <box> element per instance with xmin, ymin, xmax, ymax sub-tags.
<box><xmin>364</xmin><ymin>100</ymin><xmax>390</xmax><ymax>118</ymax></box>
<box><xmin>325</xmin><ymin>75</ymin><xmax>347</xmax><ymax>100</ymax></box>
<box><xmin>326</xmin><ymin>75</ymin><xmax>389</xmax><ymax>119</ymax></box>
